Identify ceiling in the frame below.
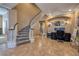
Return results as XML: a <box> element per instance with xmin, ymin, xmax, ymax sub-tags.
<box><xmin>0</xmin><ymin>3</ymin><xmax>79</xmax><ymax>16</ymax></box>
<box><xmin>36</xmin><ymin>3</ymin><xmax>79</xmax><ymax>16</ymax></box>
<box><xmin>0</xmin><ymin>3</ymin><xmax>17</xmax><ymax>15</ymax></box>
<box><xmin>0</xmin><ymin>3</ymin><xmax>17</xmax><ymax>9</ymax></box>
<box><xmin>0</xmin><ymin>7</ymin><xmax>8</xmax><ymax>15</ymax></box>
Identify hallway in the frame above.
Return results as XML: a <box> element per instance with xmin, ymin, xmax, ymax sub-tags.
<box><xmin>0</xmin><ymin>35</ymin><xmax>78</xmax><ymax>56</ymax></box>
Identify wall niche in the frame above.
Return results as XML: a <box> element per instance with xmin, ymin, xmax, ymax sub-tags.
<box><xmin>47</xmin><ymin>15</ymin><xmax>71</xmax><ymax>33</ymax></box>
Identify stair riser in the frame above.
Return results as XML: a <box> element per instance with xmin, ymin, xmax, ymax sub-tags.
<box><xmin>17</xmin><ymin>38</ymin><xmax>29</xmax><ymax>41</ymax></box>
<box><xmin>17</xmin><ymin>35</ymin><xmax>29</xmax><ymax>37</ymax></box>
<box><xmin>17</xmin><ymin>36</ymin><xmax>29</xmax><ymax>38</ymax></box>
<box><xmin>17</xmin><ymin>37</ymin><xmax>29</xmax><ymax>39</ymax></box>
<box><xmin>18</xmin><ymin>31</ymin><xmax>29</xmax><ymax>34</ymax></box>
<box><xmin>17</xmin><ymin>34</ymin><xmax>29</xmax><ymax>36</ymax></box>
<box><xmin>18</xmin><ymin>33</ymin><xmax>29</xmax><ymax>35</ymax></box>
<box><xmin>17</xmin><ymin>40</ymin><xmax>30</xmax><ymax>46</ymax></box>
<box><xmin>18</xmin><ymin>34</ymin><xmax>29</xmax><ymax>36</ymax></box>
<box><xmin>19</xmin><ymin>31</ymin><xmax>29</xmax><ymax>33</ymax></box>
<box><xmin>19</xmin><ymin>32</ymin><xmax>28</xmax><ymax>33</ymax></box>
<box><xmin>19</xmin><ymin>30</ymin><xmax>29</xmax><ymax>32</ymax></box>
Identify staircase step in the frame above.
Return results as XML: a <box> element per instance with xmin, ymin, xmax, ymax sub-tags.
<box><xmin>17</xmin><ymin>34</ymin><xmax>29</xmax><ymax>37</ymax></box>
<box><xmin>17</xmin><ymin>36</ymin><xmax>29</xmax><ymax>38</ymax></box>
<box><xmin>19</xmin><ymin>32</ymin><xmax>29</xmax><ymax>34</ymax></box>
<box><xmin>17</xmin><ymin>38</ymin><xmax>29</xmax><ymax>42</ymax></box>
<box><xmin>19</xmin><ymin>30</ymin><xmax>29</xmax><ymax>32</ymax></box>
<box><xmin>19</xmin><ymin>29</ymin><xmax>29</xmax><ymax>32</ymax></box>
<box><xmin>17</xmin><ymin>40</ymin><xmax>30</xmax><ymax>45</ymax></box>
<box><xmin>18</xmin><ymin>33</ymin><xmax>28</xmax><ymax>35</ymax></box>
<box><xmin>16</xmin><ymin>25</ymin><xmax>30</xmax><ymax>45</ymax></box>
<box><xmin>17</xmin><ymin>37</ymin><xmax>29</xmax><ymax>40</ymax></box>
<box><xmin>17</xmin><ymin>33</ymin><xmax>29</xmax><ymax>36</ymax></box>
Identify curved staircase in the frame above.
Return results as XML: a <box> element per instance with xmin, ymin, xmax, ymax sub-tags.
<box><xmin>16</xmin><ymin>25</ymin><xmax>30</xmax><ymax>45</ymax></box>
<box><xmin>16</xmin><ymin>10</ymin><xmax>41</xmax><ymax>45</ymax></box>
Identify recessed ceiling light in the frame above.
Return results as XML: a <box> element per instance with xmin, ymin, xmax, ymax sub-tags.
<box><xmin>48</xmin><ymin>13</ymin><xmax>52</xmax><ymax>16</ymax></box>
<box><xmin>68</xmin><ymin>9</ymin><xmax>72</xmax><ymax>12</ymax></box>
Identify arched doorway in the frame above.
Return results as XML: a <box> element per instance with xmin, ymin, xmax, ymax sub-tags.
<box><xmin>46</xmin><ymin>16</ymin><xmax>71</xmax><ymax>41</ymax></box>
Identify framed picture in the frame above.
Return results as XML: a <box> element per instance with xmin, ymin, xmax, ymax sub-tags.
<box><xmin>54</xmin><ymin>20</ymin><xmax>65</xmax><ymax>26</ymax></box>
<box><xmin>54</xmin><ymin>21</ymin><xmax>60</xmax><ymax>26</ymax></box>
<box><xmin>77</xmin><ymin>16</ymin><xmax>79</xmax><ymax>26</ymax></box>
<box><xmin>76</xmin><ymin>30</ymin><xmax>79</xmax><ymax>41</ymax></box>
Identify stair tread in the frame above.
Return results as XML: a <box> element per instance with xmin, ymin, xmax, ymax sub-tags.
<box><xmin>17</xmin><ymin>35</ymin><xmax>29</xmax><ymax>37</ymax></box>
<box><xmin>19</xmin><ymin>30</ymin><xmax>29</xmax><ymax>32</ymax></box>
<box><xmin>17</xmin><ymin>39</ymin><xmax>29</xmax><ymax>40</ymax></box>
<box><xmin>19</xmin><ymin>32</ymin><xmax>29</xmax><ymax>34</ymax></box>
<box><xmin>17</xmin><ymin>40</ymin><xmax>30</xmax><ymax>45</ymax></box>
<box><xmin>17</xmin><ymin>37</ymin><xmax>29</xmax><ymax>38</ymax></box>
<box><xmin>19</xmin><ymin>31</ymin><xmax>29</xmax><ymax>33</ymax></box>
<box><xmin>17</xmin><ymin>38</ymin><xmax>29</xmax><ymax>41</ymax></box>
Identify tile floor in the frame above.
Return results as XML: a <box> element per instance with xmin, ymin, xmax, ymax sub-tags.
<box><xmin>0</xmin><ymin>35</ymin><xmax>79</xmax><ymax>56</ymax></box>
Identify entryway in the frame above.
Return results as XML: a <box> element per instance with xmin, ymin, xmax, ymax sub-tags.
<box><xmin>0</xmin><ymin>7</ymin><xmax>9</xmax><ymax>51</ymax></box>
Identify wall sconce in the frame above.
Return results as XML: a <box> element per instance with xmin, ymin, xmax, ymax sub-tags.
<box><xmin>48</xmin><ymin>22</ymin><xmax>52</xmax><ymax>27</ymax></box>
<box><xmin>65</xmin><ymin>21</ymin><xmax>70</xmax><ymax>25</ymax></box>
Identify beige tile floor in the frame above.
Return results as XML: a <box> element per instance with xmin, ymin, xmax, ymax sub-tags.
<box><xmin>0</xmin><ymin>35</ymin><xmax>79</xmax><ymax>56</ymax></box>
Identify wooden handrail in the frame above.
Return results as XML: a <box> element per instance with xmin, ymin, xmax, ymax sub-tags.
<box><xmin>9</xmin><ymin>23</ymin><xmax>18</xmax><ymax>30</ymax></box>
<box><xmin>14</xmin><ymin>23</ymin><xmax>18</xmax><ymax>29</ymax></box>
<box><xmin>29</xmin><ymin>10</ymin><xmax>41</xmax><ymax>28</ymax></box>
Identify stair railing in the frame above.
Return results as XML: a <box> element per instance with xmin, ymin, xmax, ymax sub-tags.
<box><xmin>29</xmin><ymin>10</ymin><xmax>41</xmax><ymax>28</ymax></box>
<box><xmin>29</xmin><ymin>10</ymin><xmax>41</xmax><ymax>43</ymax></box>
<box><xmin>9</xmin><ymin>23</ymin><xmax>18</xmax><ymax>41</ymax></box>
<box><xmin>8</xmin><ymin>22</ymin><xmax>19</xmax><ymax>48</ymax></box>
<box><xmin>9</xmin><ymin>23</ymin><xmax>18</xmax><ymax>30</ymax></box>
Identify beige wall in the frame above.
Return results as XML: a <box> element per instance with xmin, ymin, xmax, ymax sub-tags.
<box><xmin>66</xmin><ymin>13</ymin><xmax>76</xmax><ymax>34</ymax></box>
<box><xmin>15</xmin><ymin>3</ymin><xmax>40</xmax><ymax>31</ymax></box>
<box><xmin>12</xmin><ymin>3</ymin><xmax>77</xmax><ymax>35</ymax></box>
<box><xmin>33</xmin><ymin>15</ymin><xmax>48</xmax><ymax>36</ymax></box>
<box><xmin>64</xmin><ymin>12</ymin><xmax>79</xmax><ymax>34</ymax></box>
<box><xmin>0</xmin><ymin>16</ymin><xmax>2</xmax><ymax>28</ymax></box>
<box><xmin>9</xmin><ymin>9</ymin><xmax>17</xmax><ymax>29</ymax></box>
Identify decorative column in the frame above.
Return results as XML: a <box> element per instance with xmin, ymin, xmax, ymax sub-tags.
<box><xmin>7</xmin><ymin>9</ymin><xmax>17</xmax><ymax>48</ymax></box>
<box><xmin>74</xmin><ymin>11</ymin><xmax>78</xmax><ymax>28</ymax></box>
<box><xmin>29</xmin><ymin>27</ymin><xmax>34</xmax><ymax>43</ymax></box>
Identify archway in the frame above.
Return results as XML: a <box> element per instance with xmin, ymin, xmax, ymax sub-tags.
<box><xmin>0</xmin><ymin>7</ymin><xmax>9</xmax><ymax>50</ymax></box>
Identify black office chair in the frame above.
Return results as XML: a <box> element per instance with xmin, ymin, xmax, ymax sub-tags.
<box><xmin>56</xmin><ymin>30</ymin><xmax>65</xmax><ymax>41</ymax></box>
<box><xmin>47</xmin><ymin>33</ymin><xmax>51</xmax><ymax>38</ymax></box>
<box><xmin>51</xmin><ymin>32</ymin><xmax>57</xmax><ymax>39</ymax></box>
<box><xmin>64</xmin><ymin>33</ymin><xmax>71</xmax><ymax>42</ymax></box>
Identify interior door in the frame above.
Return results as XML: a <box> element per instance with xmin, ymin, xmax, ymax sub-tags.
<box><xmin>0</xmin><ymin>16</ymin><xmax>2</xmax><ymax>35</ymax></box>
